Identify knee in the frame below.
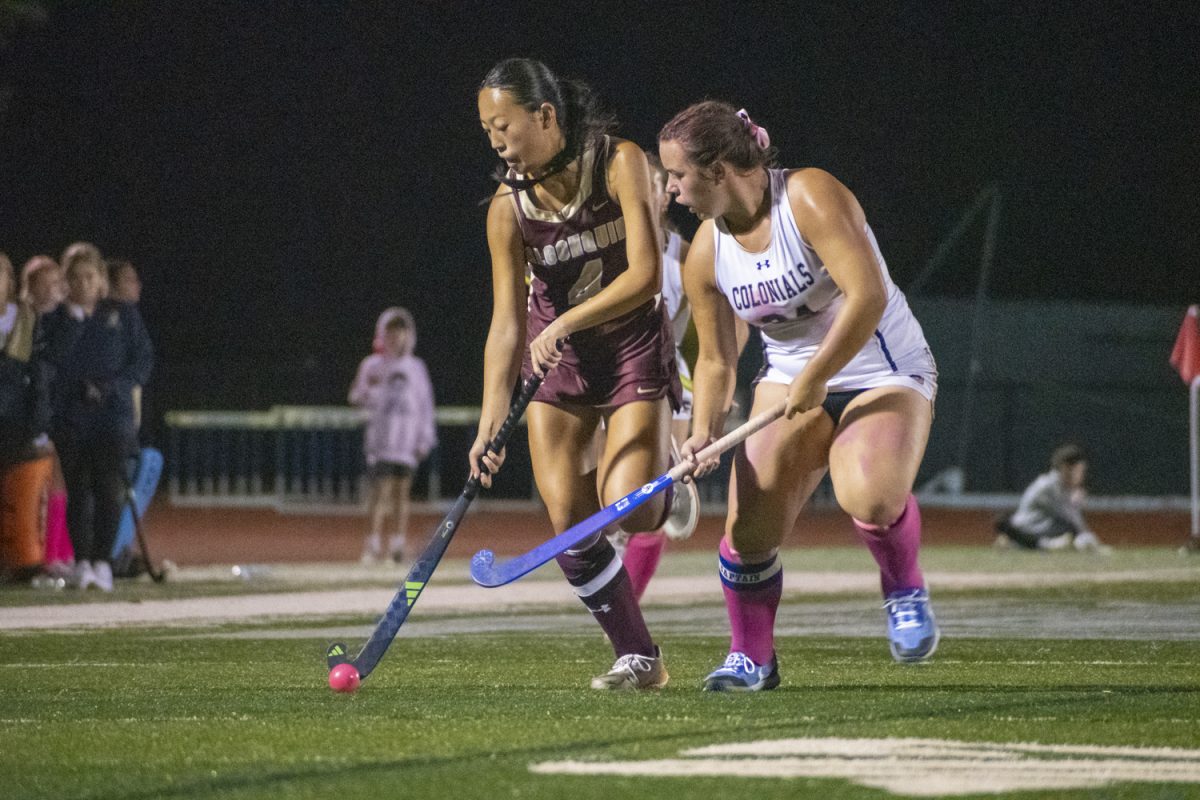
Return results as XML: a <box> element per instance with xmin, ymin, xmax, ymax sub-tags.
<box><xmin>842</xmin><ymin>494</ymin><xmax>909</xmax><ymax>530</ymax></box>
<box><xmin>543</xmin><ymin>503</ymin><xmax>576</xmax><ymax>533</ymax></box>
<box><xmin>619</xmin><ymin>493</ymin><xmax>665</xmax><ymax>533</ymax></box>
<box><xmin>726</xmin><ymin>512</ymin><xmax>779</xmax><ymax>557</ymax></box>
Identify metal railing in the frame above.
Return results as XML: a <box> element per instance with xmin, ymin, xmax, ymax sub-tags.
<box><xmin>164</xmin><ymin>406</ymin><xmax>534</xmax><ymax>513</ymax></box>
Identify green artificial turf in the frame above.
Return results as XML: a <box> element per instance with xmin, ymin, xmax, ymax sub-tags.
<box><xmin>3</xmin><ymin>605</ymin><xmax>1199</xmax><ymax>799</ymax></box>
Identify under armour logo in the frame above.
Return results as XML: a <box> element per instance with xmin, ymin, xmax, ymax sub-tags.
<box><xmin>587</xmin><ymin>603</ymin><xmax>613</xmax><ymax>614</ymax></box>
<box><xmin>756</xmin><ymin>259</ymin><xmax>770</xmax><ymax>271</ymax></box>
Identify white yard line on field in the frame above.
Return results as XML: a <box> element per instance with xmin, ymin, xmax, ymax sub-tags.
<box><xmin>1</xmin><ymin>567</ymin><xmax>1196</xmax><ymax>631</ymax></box>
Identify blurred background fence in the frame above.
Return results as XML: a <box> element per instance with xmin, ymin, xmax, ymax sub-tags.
<box><xmin>166</xmin><ymin>292</ymin><xmax>1192</xmax><ymax>517</ymax></box>
<box><xmin>164</xmin><ymin>186</ymin><xmax>1193</xmax><ymax>516</ymax></box>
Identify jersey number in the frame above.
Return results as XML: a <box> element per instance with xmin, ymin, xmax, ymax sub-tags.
<box><xmin>567</xmin><ymin>258</ymin><xmax>604</xmax><ymax>305</ymax></box>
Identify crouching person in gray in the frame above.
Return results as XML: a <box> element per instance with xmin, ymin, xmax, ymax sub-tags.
<box><xmin>995</xmin><ymin>444</ymin><xmax>1111</xmax><ymax>554</ymax></box>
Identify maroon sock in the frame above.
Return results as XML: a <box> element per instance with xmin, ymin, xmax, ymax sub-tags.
<box><xmin>556</xmin><ymin>534</ymin><xmax>655</xmax><ymax>657</ymax></box>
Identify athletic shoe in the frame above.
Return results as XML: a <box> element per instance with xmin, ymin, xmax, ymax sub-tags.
<box><xmin>1038</xmin><ymin>532</ymin><xmax>1072</xmax><ymax>551</ymax></box>
<box><xmin>45</xmin><ymin>560</ymin><xmax>75</xmax><ymax>580</ymax></box>
<box><xmin>1073</xmin><ymin>531</ymin><xmax>1113</xmax><ymax>555</ymax></box>
<box><xmin>702</xmin><ymin>651</ymin><xmax>780</xmax><ymax>692</ymax></box>
<box><xmin>662</xmin><ymin>441</ymin><xmax>699</xmax><ymax>541</ymax></box>
<box><xmin>360</xmin><ymin>534</ymin><xmax>383</xmax><ymax>565</ymax></box>
<box><xmin>590</xmin><ymin>646</ymin><xmax>669</xmax><ymax>690</ymax></box>
<box><xmin>884</xmin><ymin>588</ymin><xmax>939</xmax><ymax>663</ymax></box>
<box><xmin>92</xmin><ymin>561</ymin><xmax>114</xmax><ymax>593</ymax></box>
<box><xmin>388</xmin><ymin>534</ymin><xmax>407</xmax><ymax>564</ymax></box>
<box><xmin>72</xmin><ymin>560</ymin><xmax>97</xmax><ymax>591</ymax></box>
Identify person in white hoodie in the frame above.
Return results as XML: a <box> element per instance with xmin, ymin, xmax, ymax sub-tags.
<box><xmin>348</xmin><ymin>308</ymin><xmax>437</xmax><ymax>564</ymax></box>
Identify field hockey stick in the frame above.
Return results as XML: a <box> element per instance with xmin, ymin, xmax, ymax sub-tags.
<box><xmin>470</xmin><ymin>400</ymin><xmax>787</xmax><ymax>587</ymax></box>
<box><xmin>121</xmin><ymin>467</ymin><xmax>166</xmax><ymax>583</ymax></box>
<box><xmin>326</xmin><ymin>372</ymin><xmax>543</xmax><ymax>681</ymax></box>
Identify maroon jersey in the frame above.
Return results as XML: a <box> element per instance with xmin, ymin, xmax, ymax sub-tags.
<box><xmin>509</xmin><ymin>137</ymin><xmax>680</xmax><ymax>409</ymax></box>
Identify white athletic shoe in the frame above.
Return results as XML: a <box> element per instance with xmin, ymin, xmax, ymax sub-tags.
<box><xmin>46</xmin><ymin>560</ymin><xmax>75</xmax><ymax>580</ymax></box>
<box><xmin>590</xmin><ymin>646</ymin><xmax>669</xmax><ymax>691</ymax></box>
<box><xmin>387</xmin><ymin>534</ymin><xmax>407</xmax><ymax>564</ymax></box>
<box><xmin>360</xmin><ymin>534</ymin><xmax>383</xmax><ymax>565</ymax></box>
<box><xmin>72</xmin><ymin>560</ymin><xmax>97</xmax><ymax>590</ymax></box>
<box><xmin>1038</xmin><ymin>533</ymin><xmax>1072</xmax><ymax>551</ymax></box>
<box><xmin>92</xmin><ymin>561</ymin><xmax>114</xmax><ymax>592</ymax></box>
<box><xmin>1073</xmin><ymin>531</ymin><xmax>1113</xmax><ymax>556</ymax></box>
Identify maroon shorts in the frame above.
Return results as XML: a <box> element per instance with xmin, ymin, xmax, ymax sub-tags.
<box><xmin>522</xmin><ymin>300</ymin><xmax>682</xmax><ymax>411</ymax></box>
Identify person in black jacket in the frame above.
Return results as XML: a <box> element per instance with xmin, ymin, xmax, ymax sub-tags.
<box><xmin>0</xmin><ymin>252</ymin><xmax>54</xmax><ymax>583</ymax></box>
<box><xmin>45</xmin><ymin>249</ymin><xmax>153</xmax><ymax>591</ymax></box>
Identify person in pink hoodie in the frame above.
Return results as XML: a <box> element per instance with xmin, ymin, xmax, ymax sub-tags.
<box><xmin>348</xmin><ymin>307</ymin><xmax>437</xmax><ymax>564</ymax></box>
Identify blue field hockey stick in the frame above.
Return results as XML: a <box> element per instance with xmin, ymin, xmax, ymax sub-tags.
<box><xmin>469</xmin><ymin>401</ymin><xmax>786</xmax><ymax>588</ymax></box>
<box><xmin>326</xmin><ymin>373</ymin><xmax>543</xmax><ymax>680</ymax></box>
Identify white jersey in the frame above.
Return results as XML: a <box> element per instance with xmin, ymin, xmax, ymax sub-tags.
<box><xmin>661</xmin><ymin>231</ymin><xmax>693</xmax><ymax>419</ymax></box>
<box><xmin>662</xmin><ymin>231</ymin><xmax>689</xmax><ymax>347</ymax></box>
<box><xmin>712</xmin><ymin>168</ymin><xmax>936</xmax><ymax>399</ymax></box>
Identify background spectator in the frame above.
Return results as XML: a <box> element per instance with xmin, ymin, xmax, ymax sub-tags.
<box><xmin>106</xmin><ymin>259</ymin><xmax>142</xmax><ymax>304</ymax></box>
<box><xmin>19</xmin><ymin>254</ymin><xmax>72</xmax><ymax>576</ymax></box>
<box><xmin>20</xmin><ymin>255</ymin><xmax>65</xmax><ymax>314</ymax></box>
<box><xmin>44</xmin><ymin>249</ymin><xmax>153</xmax><ymax>590</ymax></box>
<box><xmin>348</xmin><ymin>307</ymin><xmax>436</xmax><ymax>564</ymax></box>
<box><xmin>995</xmin><ymin>444</ymin><xmax>1112</xmax><ymax>554</ymax></box>
<box><xmin>0</xmin><ymin>252</ymin><xmax>54</xmax><ymax>583</ymax></box>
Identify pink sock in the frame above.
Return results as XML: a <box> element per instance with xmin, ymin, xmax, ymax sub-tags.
<box><xmin>44</xmin><ymin>491</ymin><xmax>73</xmax><ymax>564</ymax></box>
<box><xmin>718</xmin><ymin>538</ymin><xmax>781</xmax><ymax>665</ymax></box>
<box><xmin>853</xmin><ymin>493</ymin><xmax>925</xmax><ymax>597</ymax></box>
<box><xmin>622</xmin><ymin>532</ymin><xmax>665</xmax><ymax>601</ymax></box>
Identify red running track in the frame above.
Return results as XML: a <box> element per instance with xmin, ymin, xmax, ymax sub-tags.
<box><xmin>138</xmin><ymin>502</ymin><xmax>1190</xmax><ymax>566</ymax></box>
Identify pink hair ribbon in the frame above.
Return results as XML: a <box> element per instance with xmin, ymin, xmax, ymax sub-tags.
<box><xmin>736</xmin><ymin>108</ymin><xmax>770</xmax><ymax>149</ymax></box>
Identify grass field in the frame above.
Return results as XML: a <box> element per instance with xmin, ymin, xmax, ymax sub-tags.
<box><xmin>3</xmin><ymin>547</ymin><xmax>1200</xmax><ymax>799</ymax></box>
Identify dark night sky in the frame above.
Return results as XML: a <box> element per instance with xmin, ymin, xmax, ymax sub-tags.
<box><xmin>1</xmin><ymin>2</ymin><xmax>1197</xmax><ymax>425</ymax></box>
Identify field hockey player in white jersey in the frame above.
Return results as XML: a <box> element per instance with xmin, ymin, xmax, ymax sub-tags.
<box><xmin>604</xmin><ymin>154</ymin><xmax>714</xmax><ymax>599</ymax></box>
<box><xmin>659</xmin><ymin>101</ymin><xmax>941</xmax><ymax>691</ymax></box>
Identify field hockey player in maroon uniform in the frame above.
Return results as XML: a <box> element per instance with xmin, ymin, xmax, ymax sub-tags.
<box><xmin>471</xmin><ymin>58</ymin><xmax>680</xmax><ymax>690</ymax></box>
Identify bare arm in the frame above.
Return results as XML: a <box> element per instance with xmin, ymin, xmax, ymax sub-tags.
<box><xmin>680</xmin><ymin>220</ymin><xmax>741</xmax><ymax>474</ymax></box>
<box><xmin>784</xmin><ymin>169</ymin><xmax>888</xmax><ymax>417</ymax></box>
<box><xmin>528</xmin><ymin>140</ymin><xmax>662</xmax><ymax>372</ymax></box>
<box><xmin>470</xmin><ymin>188</ymin><xmax>529</xmax><ymax>485</ymax></box>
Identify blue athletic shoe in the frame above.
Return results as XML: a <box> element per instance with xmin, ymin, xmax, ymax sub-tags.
<box><xmin>884</xmin><ymin>587</ymin><xmax>939</xmax><ymax>663</ymax></box>
<box><xmin>701</xmin><ymin>652</ymin><xmax>780</xmax><ymax>692</ymax></box>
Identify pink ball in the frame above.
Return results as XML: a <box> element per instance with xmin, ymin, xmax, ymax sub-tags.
<box><xmin>328</xmin><ymin>663</ymin><xmax>361</xmax><ymax>693</ymax></box>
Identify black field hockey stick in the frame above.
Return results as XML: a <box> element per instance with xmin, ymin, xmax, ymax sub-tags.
<box><xmin>326</xmin><ymin>373</ymin><xmax>543</xmax><ymax>682</ymax></box>
<box><xmin>470</xmin><ymin>401</ymin><xmax>787</xmax><ymax>587</ymax></box>
<box><xmin>121</xmin><ymin>469</ymin><xmax>166</xmax><ymax>583</ymax></box>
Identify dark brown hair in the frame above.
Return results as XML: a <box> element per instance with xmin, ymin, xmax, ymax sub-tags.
<box><xmin>107</xmin><ymin>258</ymin><xmax>135</xmax><ymax>285</ymax></box>
<box><xmin>658</xmin><ymin>100</ymin><xmax>777</xmax><ymax>171</ymax></box>
<box><xmin>1050</xmin><ymin>443</ymin><xmax>1087</xmax><ymax>469</ymax></box>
